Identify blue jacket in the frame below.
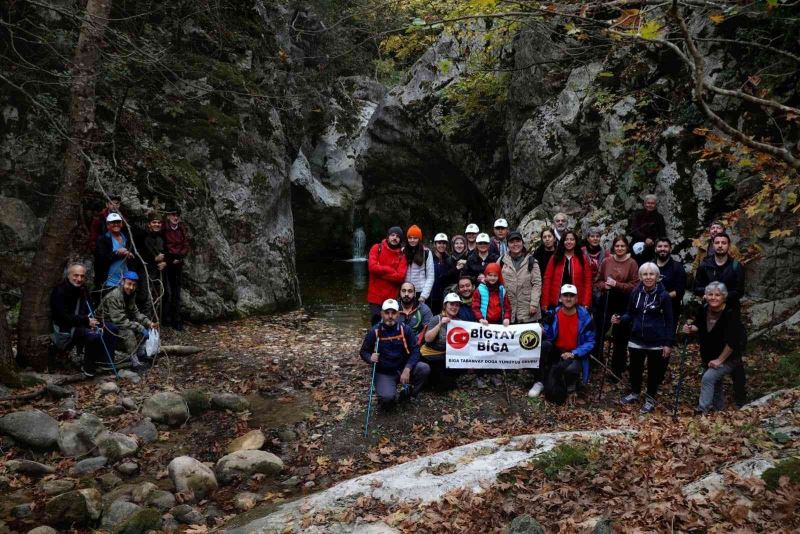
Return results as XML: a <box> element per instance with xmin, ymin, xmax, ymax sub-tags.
<box><xmin>457</xmin><ymin>303</ymin><xmax>476</xmax><ymax>322</ymax></box>
<box><xmin>543</xmin><ymin>305</ymin><xmax>595</xmax><ymax>383</ymax></box>
<box><xmin>359</xmin><ymin>322</ymin><xmax>420</xmax><ymax>375</ymax></box>
<box><xmin>621</xmin><ymin>283</ymin><xmax>675</xmax><ymax>348</ymax></box>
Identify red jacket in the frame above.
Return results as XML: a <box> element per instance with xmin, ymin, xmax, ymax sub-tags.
<box><xmin>471</xmin><ymin>282</ymin><xmax>512</xmax><ymax>323</ymax></box>
<box><xmin>541</xmin><ymin>254</ymin><xmax>593</xmax><ymax>309</ymax></box>
<box><xmin>164</xmin><ymin>223</ymin><xmax>191</xmax><ymax>260</ymax></box>
<box><xmin>367</xmin><ymin>240</ymin><xmax>408</xmax><ymax>305</ymax></box>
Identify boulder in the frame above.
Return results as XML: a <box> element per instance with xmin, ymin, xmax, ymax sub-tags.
<box><xmin>96</xmin><ymin>431</ymin><xmax>139</xmax><ymax>462</ymax></box>
<box><xmin>0</xmin><ymin>410</ymin><xmax>59</xmax><ymax>449</ymax></box>
<box><xmin>70</xmin><ymin>456</ymin><xmax>108</xmax><ymax>476</ymax></box>
<box><xmin>211</xmin><ymin>392</ymin><xmax>250</xmax><ymax>412</ymax></box>
<box><xmin>215</xmin><ymin>450</ymin><xmax>284</xmax><ymax>484</ymax></box>
<box><xmin>45</xmin><ymin>488</ymin><xmax>103</xmax><ymax>526</ymax></box>
<box><xmin>145</xmin><ymin>490</ymin><xmax>176</xmax><ymax>511</ymax></box>
<box><xmin>168</xmin><ymin>456</ymin><xmax>218</xmax><ymax>500</ymax></box>
<box><xmin>99</xmin><ymin>472</ymin><xmax>123</xmax><ymax>491</ymax></box>
<box><xmin>112</xmin><ymin>508</ymin><xmax>161</xmax><ymax>534</ymax></box>
<box><xmin>142</xmin><ymin>392</ymin><xmax>189</xmax><ymax>426</ymax></box>
<box><xmin>118</xmin><ymin>419</ymin><xmax>158</xmax><ymax>444</ymax></box>
<box><xmin>46</xmin><ymin>384</ymin><xmax>73</xmax><ymax>399</ymax></box>
<box><xmin>131</xmin><ymin>481</ymin><xmax>158</xmax><ymax>504</ymax></box>
<box><xmin>40</xmin><ymin>478</ymin><xmax>76</xmax><ymax>496</ymax></box>
<box><xmin>120</xmin><ymin>397</ymin><xmax>137</xmax><ymax>411</ymax></box>
<box><xmin>6</xmin><ymin>459</ymin><xmax>55</xmax><ymax>475</ymax></box>
<box><xmin>227</xmin><ymin>429</ymin><xmax>266</xmax><ymax>453</ymax></box>
<box><xmin>12</xmin><ymin>503</ymin><xmax>33</xmax><ymax>518</ymax></box>
<box><xmin>58</xmin><ymin>413</ymin><xmax>105</xmax><ymax>457</ymax></box>
<box><xmin>118</xmin><ymin>461</ymin><xmax>140</xmax><ymax>476</ymax></box>
<box><xmin>181</xmin><ymin>389</ymin><xmax>212</xmax><ymax>414</ymax></box>
<box><xmin>507</xmin><ymin>514</ymin><xmax>545</xmax><ymax>534</ymax></box>
<box><xmin>100</xmin><ymin>382</ymin><xmax>120</xmax><ymax>395</ymax></box>
<box><xmin>170</xmin><ymin>504</ymin><xmax>204</xmax><ymax>525</ymax></box>
<box><xmin>101</xmin><ymin>500</ymin><xmax>141</xmax><ymax>530</ymax></box>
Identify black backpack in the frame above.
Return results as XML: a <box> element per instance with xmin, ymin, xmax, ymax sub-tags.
<box><xmin>543</xmin><ymin>364</ymin><xmax>569</xmax><ymax>405</ymax></box>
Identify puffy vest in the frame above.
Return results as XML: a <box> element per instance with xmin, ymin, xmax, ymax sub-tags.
<box><xmin>477</xmin><ymin>283</ymin><xmax>507</xmax><ymax>321</ymax></box>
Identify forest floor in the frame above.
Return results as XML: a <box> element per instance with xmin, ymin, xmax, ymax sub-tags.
<box><xmin>1</xmin><ymin>311</ymin><xmax>799</xmax><ymax>533</ymax></box>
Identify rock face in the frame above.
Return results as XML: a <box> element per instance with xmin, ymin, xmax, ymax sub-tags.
<box><xmin>215</xmin><ymin>450</ymin><xmax>284</xmax><ymax>484</ymax></box>
<box><xmin>142</xmin><ymin>392</ymin><xmax>190</xmax><ymax>426</ymax></box>
<box><xmin>168</xmin><ymin>456</ymin><xmax>218</xmax><ymax>500</ymax></box>
<box><xmin>0</xmin><ymin>410</ymin><xmax>59</xmax><ymax>449</ymax></box>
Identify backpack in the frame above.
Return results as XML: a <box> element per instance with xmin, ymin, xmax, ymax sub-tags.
<box><xmin>543</xmin><ymin>363</ymin><xmax>568</xmax><ymax>405</ymax></box>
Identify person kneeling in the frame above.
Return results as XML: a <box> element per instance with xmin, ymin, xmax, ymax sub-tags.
<box><xmin>421</xmin><ymin>293</ymin><xmax>463</xmax><ymax>390</ymax></box>
<box><xmin>97</xmin><ymin>271</ymin><xmax>159</xmax><ymax>371</ymax></box>
<box><xmin>535</xmin><ymin>284</ymin><xmax>595</xmax><ymax>404</ymax></box>
<box><xmin>359</xmin><ymin>299</ymin><xmax>430</xmax><ymax>408</ymax></box>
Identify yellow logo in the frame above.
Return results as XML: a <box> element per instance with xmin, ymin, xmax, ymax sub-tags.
<box><xmin>519</xmin><ymin>330</ymin><xmax>540</xmax><ymax>350</ymax></box>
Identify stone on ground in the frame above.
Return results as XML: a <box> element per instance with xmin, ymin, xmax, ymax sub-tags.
<box><xmin>58</xmin><ymin>413</ymin><xmax>105</xmax><ymax>457</ymax></box>
<box><xmin>117</xmin><ymin>370</ymin><xmax>141</xmax><ymax>384</ymax></box>
<box><xmin>215</xmin><ymin>450</ymin><xmax>283</xmax><ymax>484</ymax></box>
<box><xmin>118</xmin><ymin>461</ymin><xmax>140</xmax><ymax>476</ymax></box>
<box><xmin>0</xmin><ymin>410</ymin><xmax>59</xmax><ymax>449</ymax></box>
<box><xmin>168</xmin><ymin>456</ymin><xmax>218</xmax><ymax>500</ymax></box>
<box><xmin>142</xmin><ymin>392</ymin><xmax>189</xmax><ymax>426</ymax></box>
<box><xmin>6</xmin><ymin>459</ymin><xmax>55</xmax><ymax>475</ymax></box>
<box><xmin>506</xmin><ymin>514</ymin><xmax>544</xmax><ymax>534</ymax></box>
<box><xmin>145</xmin><ymin>489</ymin><xmax>176</xmax><ymax>511</ymax></box>
<box><xmin>227</xmin><ymin>429</ymin><xmax>266</xmax><ymax>453</ymax></box>
<box><xmin>131</xmin><ymin>481</ymin><xmax>158</xmax><ymax>504</ymax></box>
<box><xmin>683</xmin><ymin>457</ymin><xmax>776</xmax><ymax>500</ymax></box>
<box><xmin>170</xmin><ymin>504</ymin><xmax>205</xmax><ymax>525</ymax></box>
<box><xmin>119</xmin><ymin>418</ymin><xmax>158</xmax><ymax>443</ymax></box>
<box><xmin>45</xmin><ymin>488</ymin><xmax>102</xmax><ymax>526</ymax></box>
<box><xmin>211</xmin><ymin>392</ymin><xmax>250</xmax><ymax>412</ymax></box>
<box><xmin>70</xmin><ymin>456</ymin><xmax>108</xmax><ymax>476</ymax></box>
<box><xmin>233</xmin><ymin>492</ymin><xmax>260</xmax><ymax>512</ymax></box>
<box><xmin>180</xmin><ymin>389</ymin><xmax>212</xmax><ymax>414</ymax></box>
<box><xmin>40</xmin><ymin>479</ymin><xmax>75</xmax><ymax>496</ymax></box>
<box><xmin>101</xmin><ymin>500</ymin><xmax>142</xmax><ymax>530</ymax></box>
<box><xmin>100</xmin><ymin>382</ymin><xmax>120</xmax><ymax>395</ymax></box>
<box><xmin>45</xmin><ymin>384</ymin><xmax>73</xmax><ymax>399</ymax></box>
<box><xmin>112</xmin><ymin>507</ymin><xmax>161</xmax><ymax>534</ymax></box>
<box><xmin>120</xmin><ymin>397</ymin><xmax>137</xmax><ymax>411</ymax></box>
<box><xmin>27</xmin><ymin>527</ymin><xmax>58</xmax><ymax>534</ymax></box>
<box><xmin>99</xmin><ymin>472</ymin><xmax>123</xmax><ymax>491</ymax></box>
<box><xmin>96</xmin><ymin>431</ymin><xmax>139</xmax><ymax>461</ymax></box>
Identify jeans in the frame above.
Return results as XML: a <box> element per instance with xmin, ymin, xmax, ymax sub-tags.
<box><xmin>374</xmin><ymin>363</ymin><xmax>431</xmax><ymax>404</ymax></box>
<box><xmin>698</xmin><ymin>363</ymin><xmax>735</xmax><ymax>412</ymax></box>
<box><xmin>628</xmin><ymin>347</ymin><xmax>670</xmax><ymax>398</ymax></box>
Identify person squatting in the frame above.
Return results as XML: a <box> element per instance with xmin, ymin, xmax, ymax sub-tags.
<box><xmin>360</xmin><ymin>197</ymin><xmax>749</xmax><ymax>415</ymax></box>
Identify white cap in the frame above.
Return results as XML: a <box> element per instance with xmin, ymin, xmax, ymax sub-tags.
<box><xmin>106</xmin><ymin>213</ymin><xmax>123</xmax><ymax>223</ymax></box>
<box><xmin>476</xmin><ymin>233</ymin><xmax>491</xmax><ymax>244</ymax></box>
<box><xmin>443</xmin><ymin>293</ymin><xmax>461</xmax><ymax>304</ymax></box>
<box><xmin>560</xmin><ymin>284</ymin><xmax>578</xmax><ymax>295</ymax></box>
<box><xmin>493</xmin><ymin>218</ymin><xmax>508</xmax><ymax>228</ymax></box>
<box><xmin>434</xmin><ymin>233</ymin><xmax>448</xmax><ymax>242</ymax></box>
<box><xmin>465</xmin><ymin>223</ymin><xmax>479</xmax><ymax>234</ymax></box>
<box><xmin>381</xmin><ymin>299</ymin><xmax>399</xmax><ymax>311</ymax></box>
<box><xmin>632</xmin><ymin>242</ymin><xmax>645</xmax><ymax>255</ymax></box>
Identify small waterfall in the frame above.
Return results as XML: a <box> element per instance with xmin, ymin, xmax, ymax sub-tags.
<box><xmin>351</xmin><ymin>227</ymin><xmax>367</xmax><ymax>261</ymax></box>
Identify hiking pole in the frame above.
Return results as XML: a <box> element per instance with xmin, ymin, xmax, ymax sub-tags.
<box><xmin>364</xmin><ymin>336</ymin><xmax>379</xmax><ymax>438</ymax></box>
<box><xmin>502</xmin><ymin>370</ymin><xmax>512</xmax><ymax>407</ymax></box>
<box><xmin>588</xmin><ymin>353</ymin><xmax>624</xmax><ymax>387</ymax></box>
<box><xmin>85</xmin><ymin>300</ymin><xmax>119</xmax><ymax>378</ymax></box>
<box><xmin>596</xmin><ymin>291</ymin><xmax>611</xmax><ymax>402</ymax></box>
<box><xmin>672</xmin><ymin>320</ymin><xmax>692</xmax><ymax>418</ymax></box>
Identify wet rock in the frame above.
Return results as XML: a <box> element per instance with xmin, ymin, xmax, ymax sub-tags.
<box><xmin>101</xmin><ymin>500</ymin><xmax>141</xmax><ymax>530</ymax></box>
<box><xmin>118</xmin><ymin>461</ymin><xmax>140</xmax><ymax>476</ymax></box>
<box><xmin>27</xmin><ymin>527</ymin><xmax>58</xmax><ymax>534</ymax></box>
<box><xmin>120</xmin><ymin>397</ymin><xmax>137</xmax><ymax>411</ymax></box>
<box><xmin>7</xmin><ymin>459</ymin><xmax>55</xmax><ymax>475</ymax></box>
<box><xmin>40</xmin><ymin>478</ymin><xmax>76</xmax><ymax>496</ymax></box>
<box><xmin>507</xmin><ymin>514</ymin><xmax>545</xmax><ymax>534</ymax></box>
<box><xmin>100</xmin><ymin>382</ymin><xmax>120</xmax><ymax>395</ymax></box>
<box><xmin>233</xmin><ymin>491</ymin><xmax>260</xmax><ymax>512</ymax></box>
<box><xmin>145</xmin><ymin>490</ymin><xmax>176</xmax><ymax>511</ymax></box>
<box><xmin>96</xmin><ymin>431</ymin><xmax>138</xmax><ymax>462</ymax></box>
<box><xmin>211</xmin><ymin>392</ymin><xmax>250</xmax><ymax>412</ymax></box>
<box><xmin>215</xmin><ymin>450</ymin><xmax>284</xmax><ymax>484</ymax></box>
<box><xmin>99</xmin><ymin>472</ymin><xmax>123</xmax><ymax>491</ymax></box>
<box><xmin>112</xmin><ymin>507</ymin><xmax>161</xmax><ymax>534</ymax></box>
<box><xmin>58</xmin><ymin>413</ymin><xmax>105</xmax><ymax>457</ymax></box>
<box><xmin>45</xmin><ymin>488</ymin><xmax>102</xmax><ymax>526</ymax></box>
<box><xmin>0</xmin><ymin>410</ymin><xmax>59</xmax><ymax>449</ymax></box>
<box><xmin>46</xmin><ymin>384</ymin><xmax>73</xmax><ymax>399</ymax></box>
<box><xmin>70</xmin><ymin>456</ymin><xmax>108</xmax><ymax>476</ymax></box>
<box><xmin>119</xmin><ymin>419</ymin><xmax>158</xmax><ymax>444</ymax></box>
<box><xmin>12</xmin><ymin>503</ymin><xmax>33</xmax><ymax>518</ymax></box>
<box><xmin>117</xmin><ymin>370</ymin><xmax>141</xmax><ymax>384</ymax></box>
<box><xmin>168</xmin><ymin>456</ymin><xmax>218</xmax><ymax>500</ymax></box>
<box><xmin>142</xmin><ymin>392</ymin><xmax>189</xmax><ymax>426</ymax></box>
<box><xmin>227</xmin><ymin>429</ymin><xmax>265</xmax><ymax>453</ymax></box>
<box><xmin>180</xmin><ymin>389</ymin><xmax>211</xmax><ymax>414</ymax></box>
<box><xmin>131</xmin><ymin>481</ymin><xmax>158</xmax><ymax>504</ymax></box>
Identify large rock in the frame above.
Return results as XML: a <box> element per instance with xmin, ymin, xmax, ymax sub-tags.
<box><xmin>507</xmin><ymin>514</ymin><xmax>545</xmax><ymax>534</ymax></box>
<box><xmin>118</xmin><ymin>418</ymin><xmax>158</xmax><ymax>444</ymax></box>
<box><xmin>70</xmin><ymin>456</ymin><xmax>108</xmax><ymax>476</ymax></box>
<box><xmin>45</xmin><ymin>488</ymin><xmax>102</xmax><ymax>526</ymax></box>
<box><xmin>112</xmin><ymin>508</ymin><xmax>161</xmax><ymax>534</ymax></box>
<box><xmin>58</xmin><ymin>413</ymin><xmax>105</xmax><ymax>457</ymax></box>
<box><xmin>96</xmin><ymin>431</ymin><xmax>139</xmax><ymax>462</ymax></box>
<box><xmin>168</xmin><ymin>456</ymin><xmax>218</xmax><ymax>499</ymax></box>
<box><xmin>215</xmin><ymin>450</ymin><xmax>284</xmax><ymax>484</ymax></box>
<box><xmin>211</xmin><ymin>392</ymin><xmax>250</xmax><ymax>412</ymax></box>
<box><xmin>227</xmin><ymin>429</ymin><xmax>266</xmax><ymax>453</ymax></box>
<box><xmin>142</xmin><ymin>392</ymin><xmax>190</xmax><ymax>426</ymax></box>
<box><xmin>0</xmin><ymin>410</ymin><xmax>59</xmax><ymax>449</ymax></box>
<box><xmin>101</xmin><ymin>500</ymin><xmax>142</xmax><ymax>530</ymax></box>
<box><xmin>181</xmin><ymin>389</ymin><xmax>212</xmax><ymax>414</ymax></box>
<box><xmin>6</xmin><ymin>459</ymin><xmax>55</xmax><ymax>475</ymax></box>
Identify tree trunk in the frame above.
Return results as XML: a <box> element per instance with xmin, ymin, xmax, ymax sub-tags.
<box><xmin>0</xmin><ymin>301</ymin><xmax>21</xmax><ymax>387</ymax></box>
<box><xmin>16</xmin><ymin>0</ymin><xmax>113</xmax><ymax>371</ymax></box>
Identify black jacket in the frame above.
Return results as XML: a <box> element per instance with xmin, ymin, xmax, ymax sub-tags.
<box><xmin>136</xmin><ymin>228</ymin><xmax>165</xmax><ymax>274</ymax></box>
<box><xmin>693</xmin><ymin>255</ymin><xmax>745</xmax><ymax>305</ymax></box>
<box><xmin>658</xmin><ymin>257</ymin><xmax>687</xmax><ymax>302</ymax></box>
<box><xmin>465</xmin><ymin>249</ymin><xmax>500</xmax><ymax>279</ymax></box>
<box><xmin>94</xmin><ymin>229</ymin><xmax>132</xmax><ymax>289</ymax></box>
<box><xmin>50</xmin><ymin>281</ymin><xmax>91</xmax><ymax>331</ymax></box>
<box><xmin>533</xmin><ymin>245</ymin><xmax>555</xmax><ymax>277</ymax></box>
<box><xmin>629</xmin><ymin>209</ymin><xmax>666</xmax><ymax>244</ymax></box>
<box><xmin>696</xmin><ymin>304</ymin><xmax>745</xmax><ymax>366</ymax></box>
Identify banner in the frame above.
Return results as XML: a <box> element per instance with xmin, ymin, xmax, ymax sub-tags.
<box><xmin>445</xmin><ymin>320</ymin><xmax>542</xmax><ymax>369</ymax></box>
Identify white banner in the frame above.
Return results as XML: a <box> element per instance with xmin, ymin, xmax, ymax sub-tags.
<box><xmin>445</xmin><ymin>320</ymin><xmax>542</xmax><ymax>369</ymax></box>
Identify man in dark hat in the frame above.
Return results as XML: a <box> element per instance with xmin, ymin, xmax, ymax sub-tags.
<box><xmin>163</xmin><ymin>207</ymin><xmax>190</xmax><ymax>330</ymax></box>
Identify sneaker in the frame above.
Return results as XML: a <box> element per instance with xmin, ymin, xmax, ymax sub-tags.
<box><xmin>620</xmin><ymin>393</ymin><xmax>639</xmax><ymax>405</ymax></box>
<box><xmin>640</xmin><ymin>397</ymin><xmax>656</xmax><ymax>413</ymax></box>
<box><xmin>528</xmin><ymin>382</ymin><xmax>544</xmax><ymax>398</ymax></box>
<box><xmin>81</xmin><ymin>366</ymin><xmax>95</xmax><ymax>378</ymax></box>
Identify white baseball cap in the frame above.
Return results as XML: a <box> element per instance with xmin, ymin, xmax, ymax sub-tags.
<box><xmin>382</xmin><ymin>299</ymin><xmax>399</xmax><ymax>311</ymax></box>
<box><xmin>443</xmin><ymin>293</ymin><xmax>461</xmax><ymax>304</ymax></box>
<box><xmin>106</xmin><ymin>213</ymin><xmax>123</xmax><ymax>223</ymax></box>
<box><xmin>632</xmin><ymin>242</ymin><xmax>645</xmax><ymax>255</ymax></box>
<box><xmin>465</xmin><ymin>223</ymin><xmax>479</xmax><ymax>234</ymax></box>
<box><xmin>560</xmin><ymin>284</ymin><xmax>578</xmax><ymax>295</ymax></box>
<box><xmin>476</xmin><ymin>233</ymin><xmax>491</xmax><ymax>244</ymax></box>
<box><xmin>493</xmin><ymin>218</ymin><xmax>508</xmax><ymax>228</ymax></box>
<box><xmin>434</xmin><ymin>233</ymin><xmax>448</xmax><ymax>242</ymax></box>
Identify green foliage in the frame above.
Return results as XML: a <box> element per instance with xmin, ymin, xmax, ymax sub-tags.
<box><xmin>440</xmin><ymin>71</ymin><xmax>509</xmax><ymax>136</ymax></box>
<box><xmin>534</xmin><ymin>442</ymin><xmax>590</xmax><ymax>479</ymax></box>
<box><xmin>761</xmin><ymin>457</ymin><xmax>800</xmax><ymax>490</ymax></box>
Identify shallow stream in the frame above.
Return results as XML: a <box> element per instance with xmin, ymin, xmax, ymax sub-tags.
<box><xmin>296</xmin><ymin>259</ymin><xmax>371</xmax><ymax>330</ymax></box>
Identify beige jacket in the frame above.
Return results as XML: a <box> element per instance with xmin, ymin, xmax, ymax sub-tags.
<box><xmin>500</xmin><ymin>253</ymin><xmax>542</xmax><ymax>323</ymax></box>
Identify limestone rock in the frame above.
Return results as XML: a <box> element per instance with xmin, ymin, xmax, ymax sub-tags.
<box><xmin>119</xmin><ymin>418</ymin><xmax>158</xmax><ymax>444</ymax></box>
<box><xmin>45</xmin><ymin>488</ymin><xmax>102</xmax><ymax>526</ymax></box>
<box><xmin>142</xmin><ymin>392</ymin><xmax>189</xmax><ymax>426</ymax></box>
<box><xmin>168</xmin><ymin>456</ymin><xmax>218</xmax><ymax>500</ymax></box>
<box><xmin>6</xmin><ymin>459</ymin><xmax>55</xmax><ymax>475</ymax></box>
<box><xmin>101</xmin><ymin>500</ymin><xmax>141</xmax><ymax>530</ymax></box>
<box><xmin>0</xmin><ymin>410</ymin><xmax>59</xmax><ymax>449</ymax></box>
<box><xmin>58</xmin><ymin>413</ymin><xmax>105</xmax><ymax>457</ymax></box>
<box><xmin>215</xmin><ymin>450</ymin><xmax>283</xmax><ymax>484</ymax></box>
<box><xmin>120</xmin><ymin>397</ymin><xmax>137</xmax><ymax>411</ymax></box>
<box><xmin>96</xmin><ymin>431</ymin><xmax>139</xmax><ymax>462</ymax></box>
<box><xmin>70</xmin><ymin>456</ymin><xmax>108</xmax><ymax>476</ymax></box>
<box><xmin>211</xmin><ymin>392</ymin><xmax>250</xmax><ymax>412</ymax></box>
<box><xmin>227</xmin><ymin>429</ymin><xmax>265</xmax><ymax>453</ymax></box>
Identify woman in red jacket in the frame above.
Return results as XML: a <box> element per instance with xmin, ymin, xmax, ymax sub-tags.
<box><xmin>541</xmin><ymin>230</ymin><xmax>592</xmax><ymax>310</ymax></box>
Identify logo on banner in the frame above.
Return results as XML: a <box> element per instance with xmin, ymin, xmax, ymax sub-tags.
<box><xmin>519</xmin><ymin>330</ymin><xmax>540</xmax><ymax>350</ymax></box>
<box><xmin>447</xmin><ymin>327</ymin><xmax>469</xmax><ymax>349</ymax></box>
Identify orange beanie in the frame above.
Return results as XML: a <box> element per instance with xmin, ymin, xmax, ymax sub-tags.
<box><xmin>407</xmin><ymin>225</ymin><xmax>423</xmax><ymax>239</ymax></box>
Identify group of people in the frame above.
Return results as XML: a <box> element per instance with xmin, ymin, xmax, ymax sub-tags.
<box><xmin>49</xmin><ymin>194</ymin><xmax>191</xmax><ymax>376</ymax></box>
<box><xmin>361</xmin><ymin>195</ymin><xmax>748</xmax><ymax>415</ymax></box>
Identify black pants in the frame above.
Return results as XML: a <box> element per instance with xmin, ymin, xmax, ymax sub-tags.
<box><xmin>732</xmin><ymin>364</ymin><xmax>747</xmax><ymax>406</ymax></box>
<box><xmin>539</xmin><ymin>340</ymin><xmax>582</xmax><ymax>382</ymax></box>
<box><xmin>610</xmin><ymin>323</ymin><xmax>631</xmax><ymax>377</ymax></box>
<box><xmin>164</xmin><ymin>263</ymin><xmax>183</xmax><ymax>324</ymax></box>
<box><xmin>628</xmin><ymin>347</ymin><xmax>670</xmax><ymax>398</ymax></box>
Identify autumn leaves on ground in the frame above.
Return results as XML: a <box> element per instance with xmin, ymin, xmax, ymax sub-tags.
<box><xmin>1</xmin><ymin>312</ymin><xmax>799</xmax><ymax>532</ymax></box>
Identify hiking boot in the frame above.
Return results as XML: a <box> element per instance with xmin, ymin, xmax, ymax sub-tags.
<box><xmin>640</xmin><ymin>397</ymin><xmax>656</xmax><ymax>414</ymax></box>
<box><xmin>620</xmin><ymin>393</ymin><xmax>639</xmax><ymax>405</ymax></box>
<box><xmin>528</xmin><ymin>382</ymin><xmax>544</xmax><ymax>398</ymax></box>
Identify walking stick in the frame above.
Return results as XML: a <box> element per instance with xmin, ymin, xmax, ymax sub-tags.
<box><xmin>85</xmin><ymin>300</ymin><xmax>119</xmax><ymax>378</ymax></box>
<box><xmin>672</xmin><ymin>321</ymin><xmax>692</xmax><ymax>418</ymax></box>
<box><xmin>596</xmin><ymin>291</ymin><xmax>611</xmax><ymax>402</ymax></box>
<box><xmin>364</xmin><ymin>336</ymin><xmax>379</xmax><ymax>437</ymax></box>
<box><xmin>502</xmin><ymin>370</ymin><xmax>512</xmax><ymax>407</ymax></box>
<box><xmin>588</xmin><ymin>354</ymin><xmax>624</xmax><ymax>387</ymax></box>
